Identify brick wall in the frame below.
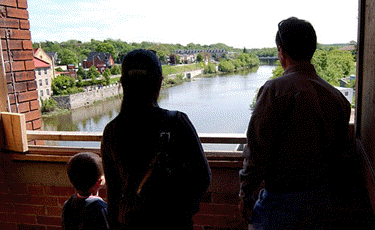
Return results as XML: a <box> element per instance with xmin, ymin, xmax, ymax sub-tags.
<box><xmin>0</xmin><ymin>160</ymin><xmax>247</xmax><ymax>230</ymax></box>
<box><xmin>0</xmin><ymin>0</ymin><xmax>42</xmax><ymax>136</ymax></box>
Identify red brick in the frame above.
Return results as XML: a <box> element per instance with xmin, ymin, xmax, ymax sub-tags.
<box><xmin>18</xmin><ymin>90</ymin><xmax>38</xmax><ymax>102</ymax></box>
<box><xmin>25</xmin><ymin>121</ymin><xmax>32</xmax><ymax>130</ymax></box>
<box><xmin>0</xmin><ymin>222</ymin><xmax>17</xmax><ymax>230</ymax></box>
<box><xmin>28</xmin><ymin>185</ymin><xmax>45</xmax><ymax>196</ymax></box>
<box><xmin>193</xmin><ymin>214</ymin><xmax>225</xmax><ymax>227</ymax></box>
<box><xmin>0</xmin><ymin>29</ymin><xmax>5</xmax><ymax>39</ymax></box>
<box><xmin>25</xmin><ymin>60</ymin><xmax>34</xmax><ymax>70</ymax></box>
<box><xmin>211</xmin><ymin>193</ymin><xmax>239</xmax><ymax>205</ymax></box>
<box><xmin>18</xmin><ymin>224</ymin><xmax>46</xmax><ymax>230</ymax></box>
<box><xmin>24</xmin><ymin>109</ymin><xmax>41</xmax><ymax>122</ymax></box>
<box><xmin>7</xmin><ymin>214</ymin><xmax>37</xmax><ymax>224</ymax></box>
<box><xmin>14</xmin><ymin>81</ymin><xmax>27</xmax><ymax>92</ymax></box>
<box><xmin>0</xmin><ymin>0</ymin><xmax>17</xmax><ymax>7</ymax></box>
<box><xmin>14</xmin><ymin>71</ymin><xmax>34</xmax><ymax>81</ymax></box>
<box><xmin>0</xmin><ymin>183</ymin><xmax>9</xmax><ymax>194</ymax></box>
<box><xmin>29</xmin><ymin>196</ymin><xmax>58</xmax><ymax>206</ymax></box>
<box><xmin>12</xmin><ymin>50</ymin><xmax>33</xmax><ymax>60</ymax></box>
<box><xmin>46</xmin><ymin>206</ymin><xmax>62</xmax><ymax>217</ymax></box>
<box><xmin>46</xmin><ymin>226</ymin><xmax>62</xmax><ymax>230</ymax></box>
<box><xmin>14</xmin><ymin>204</ymin><xmax>45</xmax><ymax>215</ymax></box>
<box><xmin>20</xmin><ymin>19</ymin><xmax>30</xmax><ymax>29</ymax></box>
<box><xmin>17</xmin><ymin>0</ymin><xmax>28</xmax><ymax>9</ymax></box>
<box><xmin>5</xmin><ymin>60</ymin><xmax>25</xmax><ymax>72</ymax></box>
<box><xmin>30</xmin><ymin>99</ymin><xmax>39</xmax><ymax>110</ymax></box>
<box><xmin>36</xmin><ymin>216</ymin><xmax>61</xmax><ymax>226</ymax></box>
<box><xmin>0</xmin><ymin>203</ymin><xmax>14</xmax><ymax>213</ymax></box>
<box><xmin>45</xmin><ymin>186</ymin><xmax>74</xmax><ymax>197</ymax></box>
<box><xmin>0</xmin><ymin>18</ymin><xmax>19</xmax><ymax>28</ymax></box>
<box><xmin>0</xmin><ymin>194</ymin><xmax>28</xmax><ymax>204</ymax></box>
<box><xmin>9</xmin><ymin>29</ymin><xmax>31</xmax><ymax>40</ymax></box>
<box><xmin>2</xmin><ymin>39</ymin><xmax>23</xmax><ymax>50</ymax></box>
<box><xmin>8</xmin><ymin>182</ymin><xmax>28</xmax><ymax>193</ymax></box>
<box><xmin>197</xmin><ymin>203</ymin><xmax>237</xmax><ymax>216</ymax></box>
<box><xmin>32</xmin><ymin>118</ymin><xmax>42</xmax><ymax>130</ymax></box>
<box><xmin>8</xmin><ymin>94</ymin><xmax>15</xmax><ymax>104</ymax></box>
<box><xmin>18</xmin><ymin>101</ymin><xmax>30</xmax><ymax>113</ymax></box>
<box><xmin>28</xmin><ymin>80</ymin><xmax>37</xmax><ymax>90</ymax></box>
<box><xmin>7</xmin><ymin>7</ymin><xmax>28</xmax><ymax>19</ymax></box>
<box><xmin>58</xmin><ymin>197</ymin><xmax>70</xmax><ymax>207</ymax></box>
<box><xmin>22</xmin><ymin>40</ymin><xmax>33</xmax><ymax>50</ymax></box>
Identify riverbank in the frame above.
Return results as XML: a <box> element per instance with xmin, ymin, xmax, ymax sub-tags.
<box><xmin>42</xmin><ymin>64</ymin><xmax>259</xmax><ymax>116</ymax></box>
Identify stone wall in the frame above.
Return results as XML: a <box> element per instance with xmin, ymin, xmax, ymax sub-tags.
<box><xmin>54</xmin><ymin>84</ymin><xmax>122</xmax><ymax>110</ymax></box>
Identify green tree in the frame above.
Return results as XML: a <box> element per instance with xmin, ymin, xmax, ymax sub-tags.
<box><xmin>271</xmin><ymin>61</ymin><xmax>284</xmax><ymax>79</ymax></box>
<box><xmin>59</xmin><ymin>48</ymin><xmax>79</xmax><ymax>65</ymax></box>
<box><xmin>41</xmin><ymin>98</ymin><xmax>58</xmax><ymax>113</ymax></box>
<box><xmin>52</xmin><ymin>75</ymin><xmax>76</xmax><ymax>95</ymax></box>
<box><xmin>312</xmin><ymin>49</ymin><xmax>355</xmax><ymax>86</ymax></box>
<box><xmin>110</xmin><ymin>65</ymin><xmax>121</xmax><ymax>75</ymax></box>
<box><xmin>203</xmin><ymin>62</ymin><xmax>217</xmax><ymax>74</ymax></box>
<box><xmin>102</xmin><ymin>68</ymin><xmax>111</xmax><ymax>85</ymax></box>
<box><xmin>77</xmin><ymin>66</ymin><xmax>86</xmax><ymax>79</ymax></box>
<box><xmin>197</xmin><ymin>53</ymin><xmax>203</xmax><ymax>62</ymax></box>
<box><xmin>95</xmin><ymin>42</ymin><xmax>116</xmax><ymax>59</ymax></box>
<box><xmin>271</xmin><ymin>49</ymin><xmax>355</xmax><ymax>86</ymax></box>
<box><xmin>219</xmin><ymin>60</ymin><xmax>235</xmax><ymax>73</ymax></box>
<box><xmin>87</xmin><ymin>65</ymin><xmax>100</xmax><ymax>84</ymax></box>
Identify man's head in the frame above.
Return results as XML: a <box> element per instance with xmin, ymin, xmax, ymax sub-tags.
<box><xmin>121</xmin><ymin>49</ymin><xmax>163</xmax><ymax>106</ymax></box>
<box><xmin>67</xmin><ymin>152</ymin><xmax>104</xmax><ymax>194</ymax></box>
<box><xmin>276</xmin><ymin>17</ymin><xmax>317</xmax><ymax>62</ymax></box>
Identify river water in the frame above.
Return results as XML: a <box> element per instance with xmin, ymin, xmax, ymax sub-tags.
<box><xmin>42</xmin><ymin>65</ymin><xmax>276</xmax><ymax>150</ymax></box>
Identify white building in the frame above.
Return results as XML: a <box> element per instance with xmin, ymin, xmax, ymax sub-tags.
<box><xmin>33</xmin><ymin>56</ymin><xmax>52</xmax><ymax>101</ymax></box>
<box><xmin>335</xmin><ymin>86</ymin><xmax>354</xmax><ymax>104</ymax></box>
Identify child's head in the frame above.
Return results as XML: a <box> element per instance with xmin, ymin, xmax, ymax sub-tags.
<box><xmin>67</xmin><ymin>152</ymin><xmax>104</xmax><ymax>194</ymax></box>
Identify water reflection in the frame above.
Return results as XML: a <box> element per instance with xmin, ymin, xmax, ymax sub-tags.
<box><xmin>42</xmin><ymin>65</ymin><xmax>275</xmax><ymax>149</ymax></box>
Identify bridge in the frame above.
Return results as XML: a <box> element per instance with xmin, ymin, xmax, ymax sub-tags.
<box><xmin>258</xmin><ymin>56</ymin><xmax>278</xmax><ymax>65</ymax></box>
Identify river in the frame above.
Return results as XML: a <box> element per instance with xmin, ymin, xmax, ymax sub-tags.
<box><xmin>42</xmin><ymin>65</ymin><xmax>276</xmax><ymax>150</ymax></box>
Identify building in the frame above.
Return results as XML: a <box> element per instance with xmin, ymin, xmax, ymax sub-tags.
<box><xmin>82</xmin><ymin>52</ymin><xmax>114</xmax><ymax>73</ymax></box>
<box><xmin>173</xmin><ymin>49</ymin><xmax>228</xmax><ymax>64</ymax></box>
<box><xmin>33</xmin><ymin>56</ymin><xmax>52</xmax><ymax>101</ymax></box>
<box><xmin>34</xmin><ymin>47</ymin><xmax>57</xmax><ymax>79</ymax></box>
<box><xmin>335</xmin><ymin>86</ymin><xmax>355</xmax><ymax>104</ymax></box>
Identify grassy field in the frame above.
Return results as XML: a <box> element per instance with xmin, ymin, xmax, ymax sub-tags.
<box><xmin>162</xmin><ymin>63</ymin><xmax>203</xmax><ymax>77</ymax></box>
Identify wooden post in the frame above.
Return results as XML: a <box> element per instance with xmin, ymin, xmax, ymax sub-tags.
<box><xmin>0</xmin><ymin>112</ymin><xmax>28</xmax><ymax>152</ymax></box>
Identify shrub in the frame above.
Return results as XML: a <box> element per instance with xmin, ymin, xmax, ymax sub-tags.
<box><xmin>41</xmin><ymin>98</ymin><xmax>57</xmax><ymax>112</ymax></box>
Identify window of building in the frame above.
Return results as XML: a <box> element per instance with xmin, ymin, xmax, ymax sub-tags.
<box><xmin>39</xmin><ymin>79</ymin><xmax>42</xmax><ymax>86</ymax></box>
<box><xmin>45</xmin><ymin>79</ymin><xmax>48</xmax><ymax>85</ymax></box>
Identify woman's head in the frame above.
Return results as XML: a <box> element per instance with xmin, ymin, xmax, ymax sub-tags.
<box><xmin>121</xmin><ymin>49</ymin><xmax>163</xmax><ymax>107</ymax></box>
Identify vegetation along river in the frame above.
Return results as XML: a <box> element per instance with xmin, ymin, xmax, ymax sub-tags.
<box><xmin>42</xmin><ymin>65</ymin><xmax>276</xmax><ymax>150</ymax></box>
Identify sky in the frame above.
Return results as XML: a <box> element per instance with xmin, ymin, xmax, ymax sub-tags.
<box><xmin>28</xmin><ymin>0</ymin><xmax>359</xmax><ymax>49</ymax></box>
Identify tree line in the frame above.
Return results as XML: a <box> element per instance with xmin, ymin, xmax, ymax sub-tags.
<box><xmin>33</xmin><ymin>39</ymin><xmax>281</xmax><ymax>66</ymax></box>
<box><xmin>271</xmin><ymin>47</ymin><xmax>356</xmax><ymax>87</ymax></box>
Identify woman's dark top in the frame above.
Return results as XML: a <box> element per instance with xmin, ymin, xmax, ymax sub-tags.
<box><xmin>101</xmin><ymin>106</ymin><xmax>211</xmax><ymax>229</ymax></box>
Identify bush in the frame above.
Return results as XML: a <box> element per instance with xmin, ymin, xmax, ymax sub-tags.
<box><xmin>41</xmin><ymin>98</ymin><xmax>57</xmax><ymax>112</ymax></box>
<box><xmin>204</xmin><ymin>62</ymin><xmax>217</xmax><ymax>74</ymax></box>
<box><xmin>110</xmin><ymin>65</ymin><xmax>121</xmax><ymax>75</ymax></box>
<box><xmin>218</xmin><ymin>60</ymin><xmax>235</xmax><ymax>73</ymax></box>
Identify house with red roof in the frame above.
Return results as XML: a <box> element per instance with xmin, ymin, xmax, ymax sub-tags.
<box><xmin>34</xmin><ymin>47</ymin><xmax>57</xmax><ymax>79</ymax></box>
<box><xmin>33</xmin><ymin>56</ymin><xmax>52</xmax><ymax>101</ymax></box>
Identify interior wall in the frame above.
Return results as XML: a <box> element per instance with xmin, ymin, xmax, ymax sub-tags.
<box><xmin>356</xmin><ymin>0</ymin><xmax>375</xmax><ymax>210</ymax></box>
